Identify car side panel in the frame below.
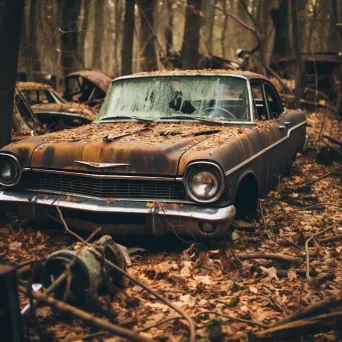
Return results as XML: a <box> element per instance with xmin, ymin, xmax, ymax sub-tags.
<box><xmin>178</xmin><ymin>127</ymin><xmax>266</xmax><ymax>203</ymax></box>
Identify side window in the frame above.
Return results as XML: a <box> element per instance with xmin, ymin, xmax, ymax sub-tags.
<box><xmin>67</xmin><ymin>77</ymin><xmax>82</xmax><ymax>95</ymax></box>
<box><xmin>264</xmin><ymin>84</ymin><xmax>283</xmax><ymax>118</ymax></box>
<box><xmin>251</xmin><ymin>83</ymin><xmax>268</xmax><ymax>121</ymax></box>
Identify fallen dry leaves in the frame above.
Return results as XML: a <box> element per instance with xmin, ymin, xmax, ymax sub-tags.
<box><xmin>0</xmin><ymin>110</ymin><xmax>341</xmax><ymax>341</ymax></box>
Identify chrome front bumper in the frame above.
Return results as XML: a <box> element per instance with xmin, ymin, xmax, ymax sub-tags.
<box><xmin>0</xmin><ymin>191</ymin><xmax>236</xmax><ymax>237</ymax></box>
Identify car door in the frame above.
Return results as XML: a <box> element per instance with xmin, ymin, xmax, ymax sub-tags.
<box><xmin>251</xmin><ymin>80</ymin><xmax>293</xmax><ymax>192</ymax></box>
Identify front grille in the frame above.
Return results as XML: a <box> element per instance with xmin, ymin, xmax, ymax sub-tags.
<box><xmin>27</xmin><ymin>172</ymin><xmax>187</xmax><ymax>201</ymax></box>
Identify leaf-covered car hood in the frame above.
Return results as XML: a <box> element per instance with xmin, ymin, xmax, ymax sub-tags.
<box><xmin>32</xmin><ymin>103</ymin><xmax>97</xmax><ymax>121</ymax></box>
<box><xmin>2</xmin><ymin>122</ymin><xmax>252</xmax><ymax>176</ymax></box>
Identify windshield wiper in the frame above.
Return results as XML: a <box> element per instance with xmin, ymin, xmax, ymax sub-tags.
<box><xmin>102</xmin><ymin>116</ymin><xmax>154</xmax><ymax>123</ymax></box>
<box><xmin>159</xmin><ymin>115</ymin><xmax>223</xmax><ymax>125</ymax></box>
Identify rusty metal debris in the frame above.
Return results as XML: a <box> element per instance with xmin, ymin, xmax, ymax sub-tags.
<box><xmin>41</xmin><ymin>236</ymin><xmax>127</xmax><ymax>305</ymax></box>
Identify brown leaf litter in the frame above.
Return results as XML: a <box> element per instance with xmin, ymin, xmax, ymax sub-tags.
<box><xmin>1</xmin><ymin>110</ymin><xmax>341</xmax><ymax>341</ymax></box>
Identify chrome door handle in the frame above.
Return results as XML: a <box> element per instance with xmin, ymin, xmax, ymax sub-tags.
<box><xmin>285</xmin><ymin>121</ymin><xmax>291</xmax><ymax>125</ymax></box>
<box><xmin>278</xmin><ymin>125</ymin><xmax>286</xmax><ymax>129</ymax></box>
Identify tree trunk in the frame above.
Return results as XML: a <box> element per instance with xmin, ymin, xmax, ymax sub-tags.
<box><xmin>290</xmin><ymin>0</ymin><xmax>305</xmax><ymax>108</ymax></box>
<box><xmin>79</xmin><ymin>0</ymin><xmax>91</xmax><ymax>68</ymax></box>
<box><xmin>138</xmin><ymin>0</ymin><xmax>158</xmax><ymax>71</ymax></box>
<box><xmin>0</xmin><ymin>264</ymin><xmax>24</xmax><ymax>342</ymax></box>
<box><xmin>221</xmin><ymin>0</ymin><xmax>228</xmax><ymax>58</ymax></box>
<box><xmin>0</xmin><ymin>0</ymin><xmax>25</xmax><ymax>147</ymax></box>
<box><xmin>27</xmin><ymin>0</ymin><xmax>41</xmax><ymax>80</ymax></box>
<box><xmin>60</xmin><ymin>0</ymin><xmax>82</xmax><ymax>78</ymax></box>
<box><xmin>164</xmin><ymin>0</ymin><xmax>173</xmax><ymax>53</ymax></box>
<box><xmin>92</xmin><ymin>0</ymin><xmax>105</xmax><ymax>70</ymax></box>
<box><xmin>271</xmin><ymin>0</ymin><xmax>290</xmax><ymax>61</ymax></box>
<box><xmin>121</xmin><ymin>0</ymin><xmax>135</xmax><ymax>75</ymax></box>
<box><xmin>331</xmin><ymin>0</ymin><xmax>342</xmax><ymax>41</ymax></box>
<box><xmin>181</xmin><ymin>0</ymin><xmax>202</xmax><ymax>69</ymax></box>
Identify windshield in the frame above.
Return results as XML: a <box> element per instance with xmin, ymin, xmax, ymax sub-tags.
<box><xmin>98</xmin><ymin>76</ymin><xmax>250</xmax><ymax>122</ymax></box>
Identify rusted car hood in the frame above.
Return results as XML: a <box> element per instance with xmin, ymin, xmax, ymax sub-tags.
<box><xmin>2</xmin><ymin>122</ymin><xmax>256</xmax><ymax>176</ymax></box>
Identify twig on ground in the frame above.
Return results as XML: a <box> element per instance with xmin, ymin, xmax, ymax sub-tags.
<box><xmin>254</xmin><ymin>310</ymin><xmax>342</xmax><ymax>340</ymax></box>
<box><xmin>305</xmin><ymin>225</ymin><xmax>334</xmax><ymax>280</ymax></box>
<box><xmin>275</xmin><ymin>294</ymin><xmax>342</xmax><ymax>326</ymax></box>
<box><xmin>56</xmin><ymin>207</ymin><xmax>196</xmax><ymax>342</ymax></box>
<box><xmin>272</xmin><ymin>233</ymin><xmax>306</xmax><ymax>252</ymax></box>
<box><xmin>305</xmin><ymin>165</ymin><xmax>341</xmax><ymax>186</ymax></box>
<box><xmin>323</xmin><ymin>134</ymin><xmax>342</xmax><ymax>147</ymax></box>
<box><xmin>16</xmin><ymin>258</ymin><xmax>46</xmax><ymax>269</ymax></box>
<box><xmin>18</xmin><ymin>285</ymin><xmax>153</xmax><ymax>342</ymax></box>
<box><xmin>237</xmin><ymin>252</ymin><xmax>302</xmax><ymax>265</ymax></box>
<box><xmin>318</xmin><ymin>234</ymin><xmax>342</xmax><ymax>244</ymax></box>
<box><xmin>138</xmin><ymin>309</ymin><xmax>267</xmax><ymax>332</ymax></box>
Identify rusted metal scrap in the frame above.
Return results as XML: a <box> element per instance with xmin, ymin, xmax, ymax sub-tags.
<box><xmin>41</xmin><ymin>236</ymin><xmax>127</xmax><ymax>305</ymax></box>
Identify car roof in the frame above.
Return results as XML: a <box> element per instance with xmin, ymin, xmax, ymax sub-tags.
<box><xmin>115</xmin><ymin>69</ymin><xmax>269</xmax><ymax>82</ymax></box>
<box><xmin>66</xmin><ymin>69</ymin><xmax>112</xmax><ymax>93</ymax></box>
<box><xmin>17</xmin><ymin>81</ymin><xmax>53</xmax><ymax>91</ymax></box>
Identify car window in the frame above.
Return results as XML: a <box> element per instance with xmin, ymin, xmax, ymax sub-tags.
<box><xmin>22</xmin><ymin>90</ymin><xmax>38</xmax><ymax>105</ymax></box>
<box><xmin>67</xmin><ymin>77</ymin><xmax>82</xmax><ymax>95</ymax></box>
<box><xmin>99</xmin><ymin>76</ymin><xmax>251</xmax><ymax>122</ymax></box>
<box><xmin>38</xmin><ymin>90</ymin><xmax>53</xmax><ymax>104</ymax></box>
<box><xmin>264</xmin><ymin>83</ymin><xmax>283</xmax><ymax>118</ymax></box>
<box><xmin>251</xmin><ymin>83</ymin><xmax>268</xmax><ymax>120</ymax></box>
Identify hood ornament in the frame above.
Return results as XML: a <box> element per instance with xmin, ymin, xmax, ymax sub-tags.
<box><xmin>75</xmin><ymin>161</ymin><xmax>130</xmax><ymax>168</ymax></box>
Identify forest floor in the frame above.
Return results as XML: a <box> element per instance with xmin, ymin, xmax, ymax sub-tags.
<box><xmin>1</xmin><ymin>111</ymin><xmax>341</xmax><ymax>341</ymax></box>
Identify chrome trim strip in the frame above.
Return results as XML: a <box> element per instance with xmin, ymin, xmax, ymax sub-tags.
<box><xmin>302</xmin><ymin>134</ymin><xmax>309</xmax><ymax>152</ymax></box>
<box><xmin>24</xmin><ymin>188</ymin><xmax>193</xmax><ymax>204</ymax></box>
<box><xmin>74</xmin><ymin>161</ymin><xmax>130</xmax><ymax>168</ymax></box>
<box><xmin>0</xmin><ymin>190</ymin><xmax>236</xmax><ymax>222</ymax></box>
<box><xmin>225</xmin><ymin>120</ymin><xmax>306</xmax><ymax>176</ymax></box>
<box><xmin>115</xmin><ymin>73</ymin><xmax>250</xmax><ymax>82</ymax></box>
<box><xmin>33</xmin><ymin>111</ymin><xmax>82</xmax><ymax>117</ymax></box>
<box><xmin>31</xmin><ymin>168</ymin><xmax>178</xmax><ymax>181</ymax></box>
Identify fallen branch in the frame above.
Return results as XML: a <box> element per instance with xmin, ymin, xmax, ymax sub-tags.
<box><xmin>18</xmin><ymin>285</ymin><xmax>153</xmax><ymax>342</ymax></box>
<box><xmin>253</xmin><ymin>310</ymin><xmax>342</xmax><ymax>340</ymax></box>
<box><xmin>56</xmin><ymin>207</ymin><xmax>196</xmax><ymax>342</ymax></box>
<box><xmin>237</xmin><ymin>252</ymin><xmax>302</xmax><ymax>265</ymax></box>
<box><xmin>305</xmin><ymin>166</ymin><xmax>342</xmax><ymax>186</ymax></box>
<box><xmin>318</xmin><ymin>234</ymin><xmax>342</xmax><ymax>244</ymax></box>
<box><xmin>305</xmin><ymin>225</ymin><xmax>334</xmax><ymax>280</ymax></box>
<box><xmin>275</xmin><ymin>294</ymin><xmax>342</xmax><ymax>327</ymax></box>
<box><xmin>138</xmin><ymin>310</ymin><xmax>267</xmax><ymax>332</ymax></box>
<box><xmin>323</xmin><ymin>134</ymin><xmax>342</xmax><ymax>147</ymax></box>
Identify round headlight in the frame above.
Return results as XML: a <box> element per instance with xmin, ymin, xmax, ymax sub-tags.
<box><xmin>0</xmin><ymin>156</ymin><xmax>19</xmax><ymax>186</ymax></box>
<box><xmin>188</xmin><ymin>170</ymin><xmax>220</xmax><ymax>200</ymax></box>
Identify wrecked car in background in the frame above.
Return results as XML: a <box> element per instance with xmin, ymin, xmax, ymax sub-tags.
<box><xmin>63</xmin><ymin>69</ymin><xmax>112</xmax><ymax>109</ymax></box>
<box><xmin>16</xmin><ymin>82</ymin><xmax>97</xmax><ymax>133</ymax></box>
<box><xmin>12</xmin><ymin>88</ymin><xmax>45</xmax><ymax>141</ymax></box>
<box><xmin>272</xmin><ymin>52</ymin><xmax>342</xmax><ymax>113</ymax></box>
<box><xmin>0</xmin><ymin>70</ymin><xmax>307</xmax><ymax>237</ymax></box>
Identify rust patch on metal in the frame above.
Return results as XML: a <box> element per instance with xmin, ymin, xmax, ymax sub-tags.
<box><xmin>125</xmin><ymin>69</ymin><xmax>268</xmax><ymax>80</ymax></box>
<box><xmin>33</xmin><ymin>103</ymin><xmax>97</xmax><ymax>121</ymax></box>
<box><xmin>17</xmin><ymin>82</ymin><xmax>52</xmax><ymax>91</ymax></box>
<box><xmin>66</xmin><ymin>70</ymin><xmax>112</xmax><ymax>93</ymax></box>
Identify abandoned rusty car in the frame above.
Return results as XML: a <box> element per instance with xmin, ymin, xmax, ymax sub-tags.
<box><xmin>0</xmin><ymin>70</ymin><xmax>308</xmax><ymax>237</ymax></box>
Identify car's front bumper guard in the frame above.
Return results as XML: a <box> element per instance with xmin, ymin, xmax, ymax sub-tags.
<box><xmin>0</xmin><ymin>191</ymin><xmax>236</xmax><ymax>236</ymax></box>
